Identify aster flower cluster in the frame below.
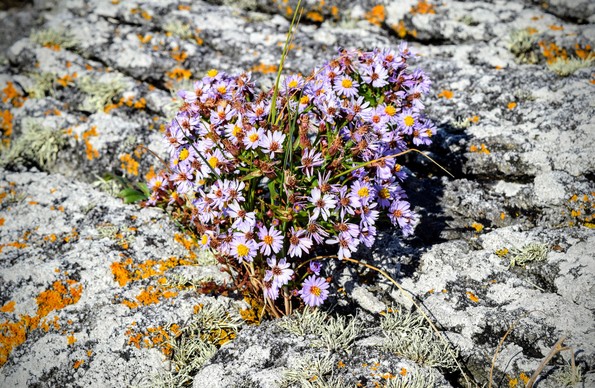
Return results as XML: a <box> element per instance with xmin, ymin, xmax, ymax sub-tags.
<box><xmin>147</xmin><ymin>46</ymin><xmax>434</xmax><ymax>315</ymax></box>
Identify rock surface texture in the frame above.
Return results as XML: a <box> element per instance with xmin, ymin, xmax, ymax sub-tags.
<box><xmin>1</xmin><ymin>0</ymin><xmax>594</xmax><ymax>387</ymax></box>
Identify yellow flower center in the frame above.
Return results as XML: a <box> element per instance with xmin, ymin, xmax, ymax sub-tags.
<box><xmin>207</xmin><ymin>69</ymin><xmax>218</xmax><ymax>77</ymax></box>
<box><xmin>208</xmin><ymin>156</ymin><xmax>219</xmax><ymax>168</ymax></box>
<box><xmin>154</xmin><ymin>180</ymin><xmax>162</xmax><ymax>189</ymax></box>
<box><xmin>379</xmin><ymin>188</ymin><xmax>390</xmax><ymax>199</ymax></box>
<box><xmin>178</xmin><ymin>148</ymin><xmax>189</xmax><ymax>161</ymax></box>
<box><xmin>248</xmin><ymin>133</ymin><xmax>259</xmax><ymax>142</ymax></box>
<box><xmin>357</xmin><ymin>187</ymin><xmax>369</xmax><ymax>198</ymax></box>
<box><xmin>288</xmin><ymin>80</ymin><xmax>298</xmax><ymax>88</ymax></box>
<box><xmin>385</xmin><ymin>105</ymin><xmax>396</xmax><ymax>116</ymax></box>
<box><xmin>263</xmin><ymin>235</ymin><xmax>274</xmax><ymax>245</ymax></box>
<box><xmin>404</xmin><ymin>115</ymin><xmax>415</xmax><ymax>127</ymax></box>
<box><xmin>232</xmin><ymin>125</ymin><xmax>242</xmax><ymax>137</ymax></box>
<box><xmin>236</xmin><ymin>244</ymin><xmax>249</xmax><ymax>257</ymax></box>
<box><xmin>310</xmin><ymin>285</ymin><xmax>322</xmax><ymax>297</ymax></box>
<box><xmin>425</xmin><ymin>129</ymin><xmax>433</xmax><ymax>137</ymax></box>
<box><xmin>200</xmin><ymin>234</ymin><xmax>209</xmax><ymax>246</ymax></box>
<box><xmin>300</xmin><ymin>95</ymin><xmax>309</xmax><ymax>104</ymax></box>
<box><xmin>341</xmin><ymin>78</ymin><xmax>353</xmax><ymax>88</ymax></box>
<box><xmin>217</xmin><ymin>86</ymin><xmax>226</xmax><ymax>94</ymax></box>
<box><xmin>394</xmin><ymin>164</ymin><xmax>402</xmax><ymax>172</ymax></box>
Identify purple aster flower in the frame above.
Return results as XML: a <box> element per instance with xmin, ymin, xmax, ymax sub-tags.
<box><xmin>309</xmin><ymin>187</ymin><xmax>337</xmax><ymax>221</ymax></box>
<box><xmin>396</xmin><ymin>109</ymin><xmax>418</xmax><ymax>135</ymax></box>
<box><xmin>257</xmin><ymin>225</ymin><xmax>283</xmax><ymax>256</ymax></box>
<box><xmin>334</xmin><ymin>186</ymin><xmax>356</xmax><ymax>218</ymax></box>
<box><xmin>225</xmin><ymin>179</ymin><xmax>246</xmax><ymax>204</ymax></box>
<box><xmin>359</xmin><ymin>225</ymin><xmax>377</xmax><ymax>248</ymax></box>
<box><xmin>246</xmin><ymin>101</ymin><xmax>269</xmax><ymax>124</ymax></box>
<box><xmin>362</xmin><ymin>64</ymin><xmax>388</xmax><ymax>88</ymax></box>
<box><xmin>282</xmin><ymin>74</ymin><xmax>304</xmax><ymax>93</ymax></box>
<box><xmin>388</xmin><ymin>200</ymin><xmax>415</xmax><ymax>230</ymax></box>
<box><xmin>228</xmin><ymin>202</ymin><xmax>256</xmax><ymax>232</ymax></box>
<box><xmin>260</xmin><ymin>131</ymin><xmax>286</xmax><ymax>158</ymax></box>
<box><xmin>327</xmin><ymin>234</ymin><xmax>359</xmax><ymax>260</ymax></box>
<box><xmin>350</xmin><ymin>180</ymin><xmax>375</xmax><ymax>207</ymax></box>
<box><xmin>267</xmin><ymin>257</ymin><xmax>294</xmax><ymax>286</ymax></box>
<box><xmin>210</xmin><ymin>103</ymin><xmax>235</xmax><ymax>126</ymax></box>
<box><xmin>360</xmin><ymin>203</ymin><xmax>379</xmax><ymax>227</ymax></box>
<box><xmin>263</xmin><ymin>278</ymin><xmax>280</xmax><ymax>300</ymax></box>
<box><xmin>299</xmin><ymin>275</ymin><xmax>329</xmax><ymax>307</ymax></box>
<box><xmin>288</xmin><ymin>227</ymin><xmax>312</xmax><ymax>258</ymax></box>
<box><xmin>333</xmin><ymin>75</ymin><xmax>359</xmax><ymax>98</ymax></box>
<box><xmin>306</xmin><ymin>214</ymin><xmax>330</xmax><ymax>244</ymax></box>
<box><xmin>361</xmin><ymin>105</ymin><xmax>389</xmax><ymax>131</ymax></box>
<box><xmin>244</xmin><ymin>127</ymin><xmax>264</xmax><ymax>150</ymax></box>
<box><xmin>299</xmin><ymin>148</ymin><xmax>324</xmax><ymax>178</ymax></box>
<box><xmin>231</xmin><ymin>235</ymin><xmax>258</xmax><ymax>263</ymax></box>
<box><xmin>309</xmin><ymin>261</ymin><xmax>322</xmax><ymax>275</ymax></box>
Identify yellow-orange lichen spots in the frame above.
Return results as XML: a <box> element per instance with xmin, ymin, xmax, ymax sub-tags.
<box><xmin>469</xmin><ymin>143</ymin><xmax>490</xmax><ymax>155</ymax></box>
<box><xmin>0</xmin><ymin>278</ymin><xmax>83</xmax><ymax>366</ymax></box>
<box><xmin>365</xmin><ymin>5</ymin><xmax>386</xmax><ymax>26</ymax></box>
<box><xmin>437</xmin><ymin>89</ymin><xmax>453</xmax><ymax>99</ymax></box>
<box><xmin>410</xmin><ymin>0</ymin><xmax>436</xmax><ymax>15</ymax></box>
<box><xmin>82</xmin><ymin>126</ymin><xmax>99</xmax><ymax>160</ymax></box>
<box><xmin>167</xmin><ymin>68</ymin><xmax>192</xmax><ymax>81</ymax></box>
<box><xmin>466</xmin><ymin>291</ymin><xmax>479</xmax><ymax>303</ymax></box>
<box><xmin>2</xmin><ymin>81</ymin><xmax>25</xmax><ymax>108</ymax></box>
<box><xmin>110</xmin><ymin>255</ymin><xmax>196</xmax><ymax>287</ymax></box>
<box><xmin>119</xmin><ymin>153</ymin><xmax>140</xmax><ymax>176</ymax></box>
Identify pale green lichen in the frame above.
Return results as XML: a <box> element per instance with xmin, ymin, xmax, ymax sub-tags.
<box><xmin>547</xmin><ymin>57</ymin><xmax>594</xmax><ymax>76</ymax></box>
<box><xmin>163</xmin><ymin>20</ymin><xmax>194</xmax><ymax>40</ymax></box>
<box><xmin>509</xmin><ymin>29</ymin><xmax>539</xmax><ymax>64</ymax></box>
<box><xmin>508</xmin><ymin>242</ymin><xmax>548</xmax><ymax>268</ymax></box>
<box><xmin>385</xmin><ymin>368</ymin><xmax>436</xmax><ymax>388</ymax></box>
<box><xmin>450</xmin><ymin>117</ymin><xmax>472</xmax><ymax>130</ymax></box>
<box><xmin>282</xmin><ymin>354</ymin><xmax>349</xmax><ymax>388</ymax></box>
<box><xmin>552</xmin><ymin>361</ymin><xmax>583</xmax><ymax>387</ymax></box>
<box><xmin>30</xmin><ymin>28</ymin><xmax>78</xmax><ymax>50</ymax></box>
<box><xmin>137</xmin><ymin>303</ymin><xmax>241</xmax><ymax>388</ymax></box>
<box><xmin>380</xmin><ymin>307</ymin><xmax>457</xmax><ymax>369</ymax></box>
<box><xmin>277</xmin><ymin>308</ymin><xmax>361</xmax><ymax>352</ymax></box>
<box><xmin>77</xmin><ymin>75</ymin><xmax>127</xmax><ymax>112</ymax></box>
<box><xmin>25</xmin><ymin>72</ymin><xmax>56</xmax><ymax>99</ymax></box>
<box><xmin>1</xmin><ymin>119</ymin><xmax>66</xmax><ymax>168</ymax></box>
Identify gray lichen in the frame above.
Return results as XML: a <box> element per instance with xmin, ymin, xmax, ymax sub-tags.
<box><xmin>508</xmin><ymin>242</ymin><xmax>548</xmax><ymax>268</ymax></box>
<box><xmin>547</xmin><ymin>57</ymin><xmax>594</xmax><ymax>77</ymax></box>
<box><xmin>30</xmin><ymin>28</ymin><xmax>78</xmax><ymax>50</ymax></box>
<box><xmin>1</xmin><ymin>119</ymin><xmax>66</xmax><ymax>169</ymax></box>
<box><xmin>77</xmin><ymin>75</ymin><xmax>127</xmax><ymax>112</ymax></box>
<box><xmin>509</xmin><ymin>29</ymin><xmax>539</xmax><ymax>64</ymax></box>
<box><xmin>282</xmin><ymin>354</ymin><xmax>349</xmax><ymax>388</ymax></box>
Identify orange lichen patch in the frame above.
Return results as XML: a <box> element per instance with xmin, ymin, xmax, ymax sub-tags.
<box><xmin>470</xmin><ymin>115</ymin><xmax>480</xmax><ymax>123</ymax></box>
<box><xmin>82</xmin><ymin>126</ymin><xmax>99</xmax><ymax>160</ymax></box>
<box><xmin>128</xmin><ymin>285</ymin><xmax>178</xmax><ymax>307</ymax></box>
<box><xmin>1</xmin><ymin>109</ymin><xmax>14</xmax><ymax>144</ymax></box>
<box><xmin>1</xmin><ymin>278</ymin><xmax>82</xmax><ymax>366</ymax></box>
<box><xmin>391</xmin><ymin>20</ymin><xmax>417</xmax><ymax>39</ymax></box>
<box><xmin>2</xmin><ymin>82</ymin><xmax>25</xmax><ymax>108</ymax></box>
<box><xmin>126</xmin><ymin>325</ymin><xmax>176</xmax><ymax>356</ymax></box>
<box><xmin>0</xmin><ymin>218</ymin><xmax>4</xmax><ymax>227</ymax></box>
<box><xmin>411</xmin><ymin>0</ymin><xmax>436</xmax><ymax>15</ymax></box>
<box><xmin>500</xmin><ymin>212</ymin><xmax>506</xmax><ymax>220</ymax></box>
<box><xmin>469</xmin><ymin>143</ymin><xmax>490</xmax><ymax>154</ymax></box>
<box><xmin>471</xmin><ymin>222</ymin><xmax>484</xmax><ymax>232</ymax></box>
<box><xmin>365</xmin><ymin>5</ymin><xmax>386</xmax><ymax>26</ymax></box>
<box><xmin>171</xmin><ymin>50</ymin><xmax>188</xmax><ymax>63</ymax></box>
<box><xmin>519</xmin><ymin>372</ymin><xmax>530</xmax><ymax>384</ymax></box>
<box><xmin>466</xmin><ymin>291</ymin><xmax>479</xmax><ymax>303</ymax></box>
<box><xmin>119</xmin><ymin>153</ymin><xmax>140</xmax><ymax>176</ymax></box>
<box><xmin>63</xmin><ymin>228</ymin><xmax>79</xmax><ymax>243</ymax></box>
<box><xmin>0</xmin><ymin>301</ymin><xmax>15</xmax><ymax>313</ymax></box>
<box><xmin>56</xmin><ymin>73</ymin><xmax>77</xmax><ymax>88</ymax></box>
<box><xmin>174</xmin><ymin>232</ymin><xmax>198</xmax><ymax>252</ymax></box>
<box><xmin>178</xmin><ymin>4</ymin><xmax>190</xmax><ymax>11</ymax></box>
<box><xmin>539</xmin><ymin>40</ymin><xmax>568</xmax><ymax>64</ymax></box>
<box><xmin>73</xmin><ymin>359</ymin><xmax>84</xmax><ymax>369</ymax></box>
<box><xmin>549</xmin><ymin>24</ymin><xmax>564</xmax><ymax>31</ymax></box>
<box><xmin>507</xmin><ymin>101</ymin><xmax>517</xmax><ymax>110</ymax></box>
<box><xmin>575</xmin><ymin>43</ymin><xmax>593</xmax><ymax>60</ymax></box>
<box><xmin>137</xmin><ymin>34</ymin><xmax>152</xmax><ymax>44</ymax></box>
<box><xmin>43</xmin><ymin>234</ymin><xmax>58</xmax><ymax>243</ymax></box>
<box><xmin>36</xmin><ymin>280</ymin><xmax>83</xmax><ymax>317</ymax></box>
<box><xmin>110</xmin><ymin>256</ymin><xmax>196</xmax><ymax>287</ymax></box>
<box><xmin>145</xmin><ymin>166</ymin><xmax>157</xmax><ymax>182</ymax></box>
<box><xmin>305</xmin><ymin>10</ymin><xmax>324</xmax><ymax>23</ymax></box>
<box><xmin>67</xmin><ymin>334</ymin><xmax>76</xmax><ymax>345</ymax></box>
<box><xmin>167</xmin><ymin>68</ymin><xmax>192</xmax><ymax>81</ymax></box>
<box><xmin>249</xmin><ymin>63</ymin><xmax>278</xmax><ymax>74</ymax></box>
<box><xmin>337</xmin><ymin>360</ymin><xmax>346</xmax><ymax>368</ymax></box>
<box><xmin>437</xmin><ymin>89</ymin><xmax>453</xmax><ymax>99</ymax></box>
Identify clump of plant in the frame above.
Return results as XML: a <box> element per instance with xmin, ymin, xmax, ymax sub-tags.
<box><xmin>507</xmin><ymin>242</ymin><xmax>548</xmax><ymax>268</ymax></box>
<box><xmin>380</xmin><ymin>307</ymin><xmax>457</xmax><ymax>369</ymax></box>
<box><xmin>547</xmin><ymin>57</ymin><xmax>594</xmax><ymax>76</ymax></box>
<box><xmin>30</xmin><ymin>28</ymin><xmax>78</xmax><ymax>50</ymax></box>
<box><xmin>282</xmin><ymin>353</ymin><xmax>349</xmax><ymax>388</ymax></box>
<box><xmin>77</xmin><ymin>75</ymin><xmax>127</xmax><ymax>112</ymax></box>
<box><xmin>147</xmin><ymin>1</ymin><xmax>437</xmax><ymax>318</ymax></box>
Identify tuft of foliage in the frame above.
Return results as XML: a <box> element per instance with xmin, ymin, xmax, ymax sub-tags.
<box><xmin>380</xmin><ymin>307</ymin><xmax>457</xmax><ymax>369</ymax></box>
<box><xmin>25</xmin><ymin>72</ymin><xmax>56</xmax><ymax>99</ymax></box>
<box><xmin>1</xmin><ymin>119</ymin><xmax>66</xmax><ymax>169</ymax></box>
<box><xmin>385</xmin><ymin>368</ymin><xmax>436</xmax><ymax>388</ymax></box>
<box><xmin>509</xmin><ymin>29</ymin><xmax>539</xmax><ymax>64</ymax></box>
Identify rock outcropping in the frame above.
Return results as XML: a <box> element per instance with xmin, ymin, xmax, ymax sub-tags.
<box><xmin>1</xmin><ymin>0</ymin><xmax>593</xmax><ymax>387</ymax></box>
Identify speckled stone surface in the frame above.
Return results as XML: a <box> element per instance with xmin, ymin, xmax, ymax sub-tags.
<box><xmin>1</xmin><ymin>0</ymin><xmax>594</xmax><ymax>387</ymax></box>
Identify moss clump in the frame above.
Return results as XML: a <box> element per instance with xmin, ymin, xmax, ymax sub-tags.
<box><xmin>380</xmin><ymin>307</ymin><xmax>457</xmax><ymax>369</ymax></box>
<box><xmin>1</xmin><ymin>119</ymin><xmax>66</xmax><ymax>169</ymax></box>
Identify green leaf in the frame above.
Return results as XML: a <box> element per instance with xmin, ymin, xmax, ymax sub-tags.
<box><xmin>118</xmin><ymin>188</ymin><xmax>148</xmax><ymax>204</ymax></box>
